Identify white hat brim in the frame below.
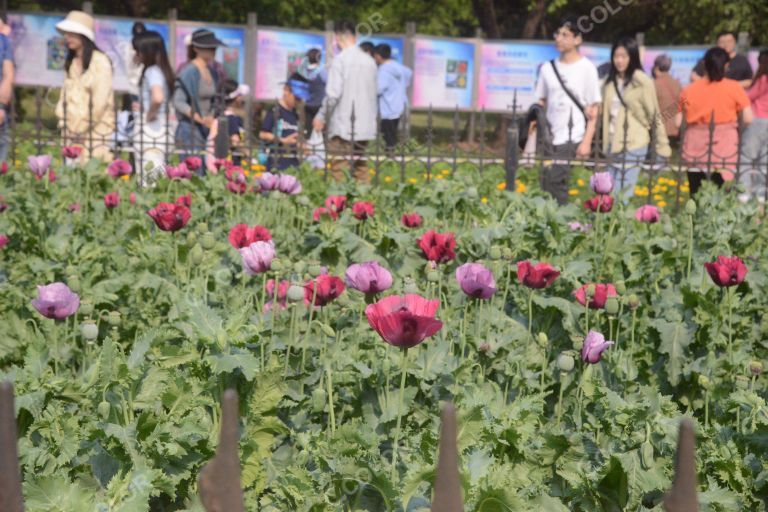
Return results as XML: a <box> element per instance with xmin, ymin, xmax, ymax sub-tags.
<box><xmin>56</xmin><ymin>19</ymin><xmax>95</xmax><ymax>42</ymax></box>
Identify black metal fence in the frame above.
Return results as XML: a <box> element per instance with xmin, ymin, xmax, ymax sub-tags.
<box><xmin>8</xmin><ymin>85</ymin><xmax>768</xmax><ymax>207</ymax></box>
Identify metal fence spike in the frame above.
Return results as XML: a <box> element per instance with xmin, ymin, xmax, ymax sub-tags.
<box><xmin>663</xmin><ymin>418</ymin><xmax>699</xmax><ymax>512</ymax></box>
<box><xmin>0</xmin><ymin>381</ymin><xmax>25</xmax><ymax>512</ymax></box>
<box><xmin>199</xmin><ymin>389</ymin><xmax>245</xmax><ymax>512</ymax></box>
<box><xmin>431</xmin><ymin>402</ymin><xmax>462</xmax><ymax>512</ymax></box>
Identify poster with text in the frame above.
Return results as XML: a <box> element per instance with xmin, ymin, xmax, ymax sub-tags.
<box><xmin>7</xmin><ymin>13</ymin><xmax>65</xmax><ymax>87</ymax></box>
<box><xmin>477</xmin><ymin>41</ymin><xmax>559</xmax><ymax>111</ymax></box>
<box><xmin>94</xmin><ymin>18</ymin><xmax>170</xmax><ymax>92</ymax></box>
<box><xmin>255</xmin><ymin>29</ymin><xmax>325</xmax><ymax>100</ymax></box>
<box><xmin>412</xmin><ymin>37</ymin><xmax>475</xmax><ymax>110</ymax></box>
<box><xmin>175</xmin><ymin>24</ymin><xmax>246</xmax><ymax>84</ymax></box>
<box><xmin>642</xmin><ymin>47</ymin><xmax>708</xmax><ymax>86</ymax></box>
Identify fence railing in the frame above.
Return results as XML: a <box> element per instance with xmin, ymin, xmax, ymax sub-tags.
<box><xmin>8</xmin><ymin>86</ymin><xmax>768</xmax><ymax>207</ymax></box>
<box><xmin>0</xmin><ymin>381</ymin><xmax>701</xmax><ymax>511</ymax></box>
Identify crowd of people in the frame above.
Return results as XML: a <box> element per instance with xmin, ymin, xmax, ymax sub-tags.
<box><xmin>0</xmin><ymin>10</ymin><xmax>766</xmax><ymax>200</ymax></box>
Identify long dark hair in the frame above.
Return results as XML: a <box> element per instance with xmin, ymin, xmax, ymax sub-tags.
<box><xmin>751</xmin><ymin>50</ymin><xmax>768</xmax><ymax>88</ymax></box>
<box><xmin>607</xmin><ymin>37</ymin><xmax>642</xmax><ymax>87</ymax></box>
<box><xmin>704</xmin><ymin>47</ymin><xmax>729</xmax><ymax>82</ymax></box>
<box><xmin>133</xmin><ymin>30</ymin><xmax>174</xmax><ymax>93</ymax></box>
<box><xmin>64</xmin><ymin>35</ymin><xmax>101</xmax><ymax>73</ymax></box>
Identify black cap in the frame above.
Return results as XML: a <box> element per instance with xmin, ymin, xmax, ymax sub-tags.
<box><xmin>191</xmin><ymin>28</ymin><xmax>226</xmax><ymax>49</ymax></box>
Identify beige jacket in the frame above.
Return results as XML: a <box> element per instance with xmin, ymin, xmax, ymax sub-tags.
<box><xmin>55</xmin><ymin>51</ymin><xmax>115</xmax><ymax>161</ymax></box>
<box><xmin>601</xmin><ymin>70</ymin><xmax>671</xmax><ymax>158</ymax></box>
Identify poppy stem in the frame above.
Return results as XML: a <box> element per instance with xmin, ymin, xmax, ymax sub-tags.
<box><xmin>727</xmin><ymin>287</ymin><xmax>734</xmax><ymax>365</ymax></box>
<box><xmin>556</xmin><ymin>372</ymin><xmax>566</xmax><ymax>426</ymax></box>
<box><xmin>285</xmin><ymin>304</ymin><xmax>299</xmax><ymax>377</ymax></box>
<box><xmin>300</xmin><ymin>285</ymin><xmax>319</xmax><ymax>395</ymax></box>
<box><xmin>686</xmin><ymin>214</ymin><xmax>694</xmax><ymax>279</ymax></box>
<box><xmin>260</xmin><ymin>273</ymin><xmax>268</xmax><ymax>368</ymax></box>
<box><xmin>528</xmin><ymin>289</ymin><xmax>534</xmax><ymax>335</ymax></box>
<box><xmin>391</xmin><ymin>347</ymin><xmax>409</xmax><ymax>481</ymax></box>
<box><xmin>326</xmin><ymin>366</ymin><xmax>335</xmax><ymax>434</ymax></box>
<box><xmin>584</xmin><ymin>299</ymin><xmax>590</xmax><ymax>334</ymax></box>
<box><xmin>459</xmin><ymin>300</ymin><xmax>469</xmax><ymax>364</ymax></box>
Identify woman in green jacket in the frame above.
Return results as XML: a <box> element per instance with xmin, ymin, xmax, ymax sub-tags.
<box><xmin>601</xmin><ymin>37</ymin><xmax>671</xmax><ymax>199</ymax></box>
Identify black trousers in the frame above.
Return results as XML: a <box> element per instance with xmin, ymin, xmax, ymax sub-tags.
<box><xmin>541</xmin><ymin>142</ymin><xmax>578</xmax><ymax>205</ymax></box>
<box><xmin>687</xmin><ymin>171</ymin><xmax>724</xmax><ymax>196</ymax></box>
<box><xmin>381</xmin><ymin>118</ymin><xmax>400</xmax><ymax>150</ymax></box>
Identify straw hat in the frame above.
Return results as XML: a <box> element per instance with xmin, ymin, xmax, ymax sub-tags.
<box><xmin>55</xmin><ymin>11</ymin><xmax>95</xmax><ymax>42</ymax></box>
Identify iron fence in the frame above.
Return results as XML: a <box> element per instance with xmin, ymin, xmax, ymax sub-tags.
<box><xmin>7</xmin><ymin>85</ymin><xmax>768</xmax><ymax>207</ymax></box>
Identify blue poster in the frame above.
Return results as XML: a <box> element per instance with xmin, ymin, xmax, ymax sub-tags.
<box><xmin>176</xmin><ymin>24</ymin><xmax>246</xmax><ymax>84</ymax></box>
<box><xmin>255</xmin><ymin>28</ymin><xmax>326</xmax><ymax>100</ymax></box>
<box><xmin>412</xmin><ymin>37</ymin><xmax>475</xmax><ymax>110</ymax></box>
<box><xmin>7</xmin><ymin>14</ymin><xmax>65</xmax><ymax>87</ymax></box>
<box><xmin>358</xmin><ymin>35</ymin><xmax>405</xmax><ymax>63</ymax></box>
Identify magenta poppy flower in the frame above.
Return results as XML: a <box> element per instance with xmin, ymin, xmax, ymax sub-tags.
<box><xmin>704</xmin><ymin>256</ymin><xmax>747</xmax><ymax>288</ymax></box>
<box><xmin>31</xmin><ymin>282</ymin><xmax>80</xmax><ymax>320</ymax></box>
<box><xmin>28</xmin><ymin>155</ymin><xmax>52</xmax><ymax>179</ymax></box>
<box><xmin>352</xmin><ymin>201</ymin><xmax>375</xmax><ymax>220</ymax></box>
<box><xmin>582</xmin><ymin>330</ymin><xmax>614</xmax><ymax>363</ymax></box>
<box><xmin>107</xmin><ymin>159</ymin><xmax>133</xmax><ymax>178</ymax></box>
<box><xmin>455</xmin><ymin>262</ymin><xmax>496</xmax><ymax>299</ymax></box>
<box><xmin>635</xmin><ymin>205</ymin><xmax>660</xmax><ymax>223</ymax></box>
<box><xmin>365</xmin><ymin>294</ymin><xmax>443</xmax><ymax>349</ymax></box>
<box><xmin>165</xmin><ymin>163</ymin><xmax>193</xmax><ymax>180</ymax></box>
<box><xmin>517</xmin><ymin>260</ymin><xmax>560</xmax><ymax>289</ymax></box>
<box><xmin>345</xmin><ymin>261</ymin><xmax>393</xmax><ymax>295</ymax></box>
<box><xmin>277</xmin><ymin>174</ymin><xmax>302</xmax><ymax>195</ymax></box>
<box><xmin>258</xmin><ymin>172</ymin><xmax>280</xmax><ymax>191</ymax></box>
<box><xmin>590</xmin><ymin>172</ymin><xmax>614</xmax><ymax>194</ymax></box>
<box><xmin>239</xmin><ymin>240</ymin><xmax>275</xmax><ymax>275</ymax></box>
<box><xmin>104</xmin><ymin>192</ymin><xmax>120</xmax><ymax>209</ymax></box>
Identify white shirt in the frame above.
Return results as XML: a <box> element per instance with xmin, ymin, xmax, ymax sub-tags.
<box><xmin>534</xmin><ymin>56</ymin><xmax>601</xmax><ymax>145</ymax></box>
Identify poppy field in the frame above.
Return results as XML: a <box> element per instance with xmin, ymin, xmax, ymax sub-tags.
<box><xmin>0</xmin><ymin>152</ymin><xmax>767</xmax><ymax>511</ymax></box>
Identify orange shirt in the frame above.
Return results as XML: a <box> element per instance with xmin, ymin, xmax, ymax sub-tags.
<box><xmin>679</xmin><ymin>78</ymin><xmax>750</xmax><ymax>125</ymax></box>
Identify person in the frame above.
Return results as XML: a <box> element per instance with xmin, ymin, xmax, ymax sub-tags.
<box><xmin>220</xmin><ymin>79</ymin><xmax>250</xmax><ymax>166</ymax></box>
<box><xmin>133</xmin><ymin>29</ymin><xmax>174</xmax><ymax>183</ymax></box>
<box><xmin>359</xmin><ymin>41</ymin><xmax>375</xmax><ymax>58</ymax></box>
<box><xmin>173</xmin><ymin>29</ymin><xmax>225</xmax><ymax>169</ymax></box>
<box><xmin>312</xmin><ymin>21</ymin><xmax>377</xmax><ymax>182</ymax></box>
<box><xmin>675</xmin><ymin>47</ymin><xmax>753</xmax><ymax>196</ymax></box>
<box><xmin>374</xmin><ymin>43</ymin><xmax>412</xmax><ymax>154</ymax></box>
<box><xmin>260</xmin><ymin>80</ymin><xmax>301</xmax><ymax>171</ymax></box>
<box><xmin>177</xmin><ymin>32</ymin><xmax>228</xmax><ymax>83</ymax></box>
<box><xmin>114</xmin><ymin>93</ymin><xmax>134</xmax><ymax>156</ymax></box>
<box><xmin>690</xmin><ymin>31</ymin><xmax>753</xmax><ymax>88</ymax></box>
<box><xmin>0</xmin><ymin>13</ymin><xmax>14</xmax><ymax>165</ymax></box>
<box><xmin>601</xmin><ymin>37</ymin><xmax>671</xmax><ymax>199</ymax></box>
<box><xmin>534</xmin><ymin>16</ymin><xmax>601</xmax><ymax>205</ymax></box>
<box><xmin>54</xmin><ymin>11</ymin><xmax>115</xmax><ymax>162</ymax></box>
<box><xmin>652</xmin><ymin>54</ymin><xmax>682</xmax><ymax>143</ymax></box>
<box><xmin>739</xmin><ymin>50</ymin><xmax>768</xmax><ymax>201</ymax></box>
<box><xmin>296</xmin><ymin>48</ymin><xmax>326</xmax><ymax>136</ymax></box>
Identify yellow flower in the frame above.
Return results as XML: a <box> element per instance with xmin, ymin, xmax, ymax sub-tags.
<box><xmin>653</xmin><ymin>194</ymin><xmax>663</xmax><ymax>201</ymax></box>
<box><xmin>577</xmin><ymin>178</ymin><xmax>585</xmax><ymax>187</ymax></box>
<box><xmin>660</xmin><ymin>186</ymin><xmax>668</xmax><ymax>192</ymax></box>
<box><xmin>441</xmin><ymin>169</ymin><xmax>450</xmax><ymax>175</ymax></box>
<box><xmin>408</xmin><ymin>178</ymin><xmax>417</xmax><ymax>184</ymax></box>
<box><xmin>254</xmin><ymin>172</ymin><xmax>263</xmax><ymax>178</ymax></box>
<box><xmin>481</xmin><ymin>197</ymin><xmax>488</xmax><ymax>204</ymax></box>
<box><xmin>326</xmin><ymin>163</ymin><xmax>332</xmax><ymax>170</ymax></box>
<box><xmin>368</xmin><ymin>168</ymin><xmax>375</xmax><ymax>175</ymax></box>
<box><xmin>657</xmin><ymin>177</ymin><xmax>668</xmax><ymax>185</ymax></box>
<box><xmin>384</xmin><ymin>176</ymin><xmax>393</xmax><ymax>183</ymax></box>
<box><xmin>121</xmin><ymin>174</ymin><xmax>130</xmax><ymax>181</ymax></box>
<box><xmin>634</xmin><ymin>186</ymin><xmax>649</xmax><ymax>197</ymax></box>
<box><xmin>658</xmin><ymin>201</ymin><xmax>667</xmax><ymax>208</ymax></box>
<box><xmin>435</xmin><ymin>175</ymin><xmax>444</xmax><ymax>180</ymax></box>
<box><xmin>568</xmin><ymin>189</ymin><xmax>579</xmax><ymax>196</ymax></box>
<box><xmin>496</xmin><ymin>182</ymin><xmax>506</xmax><ymax>190</ymax></box>
<box><xmin>667</xmin><ymin>179</ymin><xmax>677</xmax><ymax>186</ymax></box>
<box><xmin>516</xmin><ymin>182</ymin><xmax>527</xmax><ymax>193</ymax></box>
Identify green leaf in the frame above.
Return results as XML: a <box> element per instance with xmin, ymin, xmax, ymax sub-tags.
<box><xmin>597</xmin><ymin>456</ymin><xmax>629</xmax><ymax>512</ymax></box>
<box><xmin>651</xmin><ymin>318</ymin><xmax>696</xmax><ymax>386</ymax></box>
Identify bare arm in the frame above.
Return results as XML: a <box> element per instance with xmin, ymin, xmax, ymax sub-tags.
<box><xmin>146</xmin><ymin>84</ymin><xmax>165</xmax><ymax>121</ymax></box>
<box><xmin>576</xmin><ymin>104</ymin><xmax>599</xmax><ymax>157</ymax></box>
<box><xmin>0</xmin><ymin>59</ymin><xmax>13</xmax><ymax>105</ymax></box>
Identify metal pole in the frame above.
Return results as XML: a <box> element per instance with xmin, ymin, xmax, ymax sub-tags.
<box><xmin>505</xmin><ymin>122</ymin><xmax>519</xmax><ymax>192</ymax></box>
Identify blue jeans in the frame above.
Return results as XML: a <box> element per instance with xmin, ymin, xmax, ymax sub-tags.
<box><xmin>607</xmin><ymin>144</ymin><xmax>648</xmax><ymax>200</ymax></box>
<box><xmin>175</xmin><ymin>118</ymin><xmax>207</xmax><ymax>174</ymax></box>
<box><xmin>0</xmin><ymin>121</ymin><xmax>8</xmax><ymax>164</ymax></box>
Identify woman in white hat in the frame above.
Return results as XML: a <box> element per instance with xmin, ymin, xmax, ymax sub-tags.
<box><xmin>54</xmin><ymin>10</ymin><xmax>115</xmax><ymax>163</ymax></box>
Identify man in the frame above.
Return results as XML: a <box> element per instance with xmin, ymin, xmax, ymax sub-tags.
<box><xmin>690</xmin><ymin>31</ymin><xmax>752</xmax><ymax>88</ymax></box>
<box><xmin>534</xmin><ymin>16</ymin><xmax>601</xmax><ymax>205</ymax></box>
<box><xmin>374</xmin><ymin>43</ymin><xmax>412</xmax><ymax>154</ymax></box>
<box><xmin>260</xmin><ymin>80</ymin><xmax>302</xmax><ymax>171</ymax></box>
<box><xmin>313</xmin><ymin>21</ymin><xmax>377</xmax><ymax>182</ymax></box>
<box><xmin>0</xmin><ymin>14</ymin><xmax>14</xmax><ymax>165</ymax></box>
<box><xmin>652</xmin><ymin>54</ymin><xmax>682</xmax><ymax>142</ymax></box>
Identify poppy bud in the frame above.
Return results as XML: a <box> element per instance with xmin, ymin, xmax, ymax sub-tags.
<box><xmin>640</xmin><ymin>441</ymin><xmax>655</xmax><ymax>469</ymax></box>
<box><xmin>197</xmin><ymin>222</ymin><xmax>209</xmax><ymax>234</ymax></box>
<box><xmin>190</xmin><ymin>244</ymin><xmax>204</xmax><ymax>265</ymax></box>
<box><xmin>537</xmin><ymin>332</ymin><xmax>549</xmax><ymax>348</ymax></box>
<box><xmin>200</xmin><ymin>231</ymin><xmax>216</xmax><ymax>250</ymax></box>
<box><xmin>615</xmin><ymin>281</ymin><xmax>626</xmax><ymax>295</ymax></box>
<box><xmin>297</xmin><ymin>195</ymin><xmax>310</xmax><ymax>206</ymax></box>
<box><xmin>735</xmin><ymin>375</ymin><xmax>750</xmax><ymax>390</ymax></box>
<box><xmin>80</xmin><ymin>300</ymin><xmax>94</xmax><ymax>316</ymax></box>
<box><xmin>557</xmin><ymin>351</ymin><xmax>576</xmax><ymax>372</ymax></box>
<box><xmin>685</xmin><ymin>199</ymin><xmax>697</xmax><ymax>215</ymax></box>
<box><xmin>271</xmin><ymin>258</ymin><xmax>284</xmax><ymax>272</ymax></box>
<box><xmin>311</xmin><ymin>388</ymin><xmax>327</xmax><ymax>413</ymax></box>
<box><xmin>186</xmin><ymin>231</ymin><xmax>198</xmax><ymax>247</ymax></box>
<box><xmin>605</xmin><ymin>297</ymin><xmax>620</xmax><ymax>315</ymax></box>
<box><xmin>586</xmin><ymin>284</ymin><xmax>596</xmax><ymax>298</ymax></box>
<box><xmin>501</xmin><ymin>247</ymin><xmax>513</xmax><ymax>260</ymax></box>
<box><xmin>628</xmin><ymin>294</ymin><xmax>640</xmax><ymax>310</ymax></box>
<box><xmin>108</xmin><ymin>311</ymin><xmax>121</xmax><ymax>327</ymax></box>
<box><xmin>427</xmin><ymin>270</ymin><xmax>440</xmax><ymax>282</ymax></box>
<box><xmin>749</xmin><ymin>360</ymin><xmax>763</xmax><ymax>376</ymax></box>
<box><xmin>81</xmin><ymin>320</ymin><xmax>98</xmax><ymax>341</ymax></box>
<box><xmin>98</xmin><ymin>401</ymin><xmax>111</xmax><ymax>420</ymax></box>
<box><xmin>336</xmin><ymin>293</ymin><xmax>349</xmax><ymax>307</ymax></box>
<box><xmin>287</xmin><ymin>284</ymin><xmax>305</xmax><ymax>302</ymax></box>
<box><xmin>698</xmin><ymin>375</ymin><xmax>712</xmax><ymax>390</ymax></box>
<box><xmin>489</xmin><ymin>246</ymin><xmax>502</xmax><ymax>260</ymax></box>
<box><xmin>308</xmin><ymin>262</ymin><xmax>323</xmax><ymax>277</ymax></box>
<box><xmin>466</xmin><ymin>186</ymin><xmax>478</xmax><ymax>199</ymax></box>
<box><xmin>67</xmin><ymin>275</ymin><xmax>81</xmax><ymax>293</ymax></box>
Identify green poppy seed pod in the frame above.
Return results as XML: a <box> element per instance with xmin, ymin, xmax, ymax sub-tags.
<box><xmin>586</xmin><ymin>284</ymin><xmax>596</xmax><ymax>297</ymax></box>
<box><xmin>186</xmin><ymin>231</ymin><xmax>198</xmax><ymax>247</ymax></box>
<box><xmin>296</xmin><ymin>195</ymin><xmax>310</xmax><ymax>206</ymax></box>
<box><xmin>735</xmin><ymin>375</ymin><xmax>750</xmax><ymax>390</ymax></box>
<box><xmin>628</xmin><ymin>294</ymin><xmax>640</xmax><ymax>310</ymax></box>
<box><xmin>81</xmin><ymin>320</ymin><xmax>98</xmax><ymax>341</ymax></box>
<box><xmin>605</xmin><ymin>297</ymin><xmax>620</xmax><ymax>316</ymax></box>
<box><xmin>293</xmin><ymin>261</ymin><xmax>306</xmax><ymax>274</ymax></box>
<box><xmin>335</xmin><ymin>292</ymin><xmax>349</xmax><ymax>307</ymax></box>
<box><xmin>197</xmin><ymin>221</ymin><xmax>209</xmax><ymax>234</ymax></box>
<box><xmin>685</xmin><ymin>199</ymin><xmax>697</xmax><ymax>215</ymax></box>
<box><xmin>489</xmin><ymin>246</ymin><xmax>502</xmax><ymax>260</ymax></box>
<box><xmin>557</xmin><ymin>351</ymin><xmax>575</xmax><ymax>372</ymax></box>
<box><xmin>67</xmin><ymin>275</ymin><xmax>81</xmax><ymax>293</ymax></box>
<box><xmin>79</xmin><ymin>300</ymin><xmax>94</xmax><ymax>316</ymax></box>
<box><xmin>107</xmin><ymin>311</ymin><xmax>121</xmax><ymax>327</ymax></box>
<box><xmin>640</xmin><ymin>441</ymin><xmax>655</xmax><ymax>469</ymax></box>
<box><xmin>287</xmin><ymin>284</ymin><xmax>305</xmax><ymax>302</ymax></box>
<box><xmin>308</xmin><ymin>263</ymin><xmax>323</xmax><ymax>277</ymax></box>
<box><xmin>190</xmin><ymin>244</ymin><xmax>204</xmax><ymax>265</ymax></box>
<box><xmin>270</xmin><ymin>258</ymin><xmax>283</xmax><ymax>272</ymax></box>
<box><xmin>200</xmin><ymin>231</ymin><xmax>216</xmax><ymax>250</ymax></box>
<box><xmin>615</xmin><ymin>281</ymin><xmax>626</xmax><ymax>295</ymax></box>
<box><xmin>466</xmin><ymin>186</ymin><xmax>478</xmax><ymax>199</ymax></box>
<box><xmin>311</xmin><ymin>388</ymin><xmax>327</xmax><ymax>413</ymax></box>
<box><xmin>403</xmin><ymin>277</ymin><xmax>419</xmax><ymax>294</ymax></box>
<box><xmin>537</xmin><ymin>332</ymin><xmax>549</xmax><ymax>348</ymax></box>
<box><xmin>427</xmin><ymin>270</ymin><xmax>440</xmax><ymax>282</ymax></box>
<box><xmin>97</xmin><ymin>401</ymin><xmax>111</xmax><ymax>420</ymax></box>
<box><xmin>501</xmin><ymin>247</ymin><xmax>513</xmax><ymax>260</ymax></box>
<box><xmin>698</xmin><ymin>374</ymin><xmax>711</xmax><ymax>390</ymax></box>
<box><xmin>749</xmin><ymin>360</ymin><xmax>763</xmax><ymax>376</ymax></box>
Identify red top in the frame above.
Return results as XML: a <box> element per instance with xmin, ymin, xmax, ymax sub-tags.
<box><xmin>747</xmin><ymin>75</ymin><xmax>768</xmax><ymax>119</ymax></box>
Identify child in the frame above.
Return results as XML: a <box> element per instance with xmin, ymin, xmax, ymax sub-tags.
<box><xmin>221</xmin><ymin>79</ymin><xmax>249</xmax><ymax>166</ymax></box>
<box><xmin>259</xmin><ymin>79</ymin><xmax>306</xmax><ymax>172</ymax></box>
<box><xmin>114</xmin><ymin>93</ymin><xmax>135</xmax><ymax>161</ymax></box>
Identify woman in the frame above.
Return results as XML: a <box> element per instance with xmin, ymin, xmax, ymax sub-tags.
<box><xmin>676</xmin><ymin>47</ymin><xmax>753</xmax><ymax>196</ymax></box>
<box><xmin>133</xmin><ymin>30</ymin><xmax>174</xmax><ymax>184</ymax></box>
<box><xmin>172</xmin><ymin>28</ymin><xmax>224</xmax><ymax>169</ymax></box>
<box><xmin>601</xmin><ymin>37</ymin><xmax>670</xmax><ymax>198</ymax></box>
<box><xmin>739</xmin><ymin>50</ymin><xmax>768</xmax><ymax>201</ymax></box>
<box><xmin>54</xmin><ymin>11</ymin><xmax>114</xmax><ymax>162</ymax></box>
